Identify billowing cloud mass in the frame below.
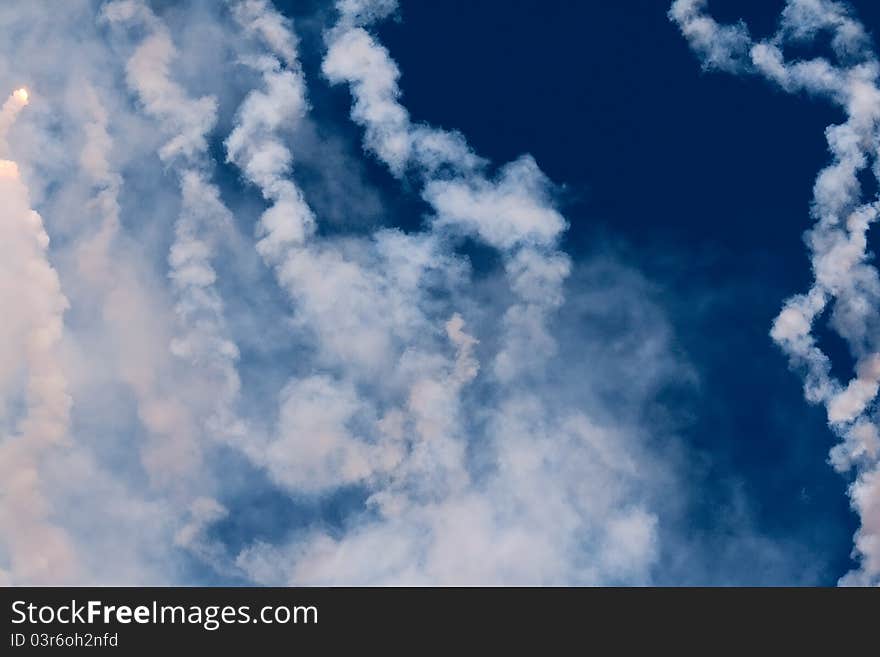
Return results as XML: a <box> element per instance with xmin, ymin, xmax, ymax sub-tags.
<box><xmin>672</xmin><ymin>0</ymin><xmax>880</xmax><ymax>586</ymax></box>
<box><xmin>0</xmin><ymin>0</ymin><xmax>858</xmax><ymax>585</ymax></box>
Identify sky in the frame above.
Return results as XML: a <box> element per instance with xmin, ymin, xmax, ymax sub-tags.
<box><xmin>0</xmin><ymin>0</ymin><xmax>879</xmax><ymax>585</ymax></box>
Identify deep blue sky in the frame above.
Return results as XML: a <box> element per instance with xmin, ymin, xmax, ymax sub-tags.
<box><xmin>263</xmin><ymin>0</ymin><xmax>880</xmax><ymax>583</ymax></box>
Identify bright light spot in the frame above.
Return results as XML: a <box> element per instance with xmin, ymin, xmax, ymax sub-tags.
<box><xmin>13</xmin><ymin>88</ymin><xmax>28</xmax><ymax>104</ymax></box>
<box><xmin>0</xmin><ymin>160</ymin><xmax>20</xmax><ymax>178</ymax></box>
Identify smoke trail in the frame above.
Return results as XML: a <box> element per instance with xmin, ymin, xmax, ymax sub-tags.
<box><xmin>223</xmin><ymin>0</ymin><xmax>660</xmax><ymax>584</ymax></box>
<box><xmin>75</xmin><ymin>84</ymin><xmax>121</xmax><ymax>284</ymax></box>
<box><xmin>226</xmin><ymin>0</ymin><xmax>506</xmax><ymax>505</ymax></box>
<box><xmin>224</xmin><ymin>0</ymin><xmax>431</xmax><ymax>494</ymax></box>
<box><xmin>319</xmin><ymin>0</ymin><xmax>573</xmax><ymax>507</ymax></box>
<box><xmin>0</xmin><ymin>88</ymin><xmax>28</xmax><ymax>152</ymax></box>
<box><xmin>671</xmin><ymin>0</ymin><xmax>880</xmax><ymax>585</ymax></box>
<box><xmin>322</xmin><ymin>0</ymin><xmax>570</xmax><ymax>383</ymax></box>
<box><xmin>0</xmin><ymin>88</ymin><xmax>79</xmax><ymax>584</ymax></box>
<box><xmin>224</xmin><ymin>1</ymin><xmax>316</xmax><ymax>263</ymax></box>
<box><xmin>102</xmin><ymin>1</ymin><xmax>247</xmax><ymax>494</ymax></box>
<box><xmin>99</xmin><ymin>2</ymin><xmax>264</xmax><ymax>558</ymax></box>
<box><xmin>72</xmin><ymin>103</ymin><xmax>240</xmax><ymax>578</ymax></box>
